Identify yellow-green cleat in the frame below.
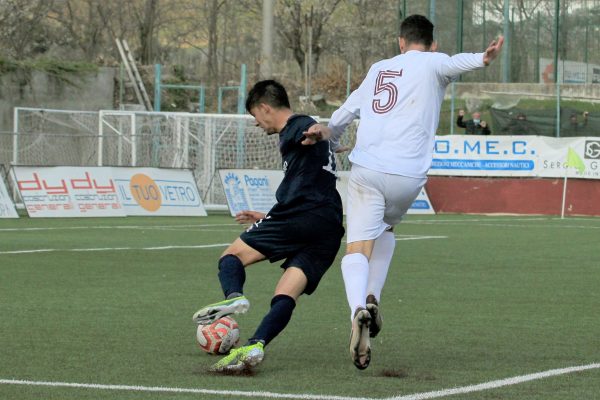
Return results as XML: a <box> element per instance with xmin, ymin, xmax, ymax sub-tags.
<box><xmin>210</xmin><ymin>342</ymin><xmax>265</xmax><ymax>372</ymax></box>
<box><xmin>193</xmin><ymin>295</ymin><xmax>250</xmax><ymax>325</ymax></box>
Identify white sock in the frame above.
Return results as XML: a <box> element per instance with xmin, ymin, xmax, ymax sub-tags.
<box><xmin>366</xmin><ymin>231</ymin><xmax>396</xmax><ymax>302</ymax></box>
<box><xmin>341</xmin><ymin>253</ymin><xmax>370</xmax><ymax>321</ymax></box>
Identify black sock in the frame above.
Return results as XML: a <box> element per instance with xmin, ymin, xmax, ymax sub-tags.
<box><xmin>248</xmin><ymin>294</ymin><xmax>296</xmax><ymax>346</ymax></box>
<box><xmin>217</xmin><ymin>254</ymin><xmax>245</xmax><ymax>298</ymax></box>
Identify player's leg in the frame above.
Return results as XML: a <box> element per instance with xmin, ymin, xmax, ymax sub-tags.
<box><xmin>365</xmin><ymin>228</ymin><xmax>395</xmax><ymax>338</ymax></box>
<box><xmin>211</xmin><ymin>267</ymin><xmax>307</xmax><ymax>372</ymax></box>
<box><xmin>193</xmin><ymin>238</ymin><xmax>265</xmax><ymax>324</ymax></box>
<box><xmin>343</xmin><ymin>165</ymin><xmax>387</xmax><ymax>319</ymax></box>
<box><xmin>244</xmin><ymin>217</ymin><xmax>341</xmax><ymax>351</ymax></box>
<box><xmin>343</xmin><ymin>240</ymin><xmax>375</xmax><ymax>366</ymax></box>
<box><xmin>248</xmin><ymin>267</ymin><xmax>305</xmax><ymax>345</ymax></box>
<box><xmin>343</xmin><ymin>165</ymin><xmax>390</xmax><ymax>369</ymax></box>
<box><xmin>364</xmin><ymin>175</ymin><xmax>426</xmax><ymax>337</ymax></box>
<box><xmin>211</xmin><ymin>210</ymin><xmax>343</xmax><ymax>372</ymax></box>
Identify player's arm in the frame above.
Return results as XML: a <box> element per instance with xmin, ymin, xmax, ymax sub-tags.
<box><xmin>235</xmin><ymin>210</ymin><xmax>265</xmax><ymax>224</ymax></box>
<box><xmin>302</xmin><ymin>107</ymin><xmax>356</xmax><ymax>152</ymax></box>
<box><xmin>303</xmin><ymin>77</ymin><xmax>363</xmax><ymax>150</ymax></box>
<box><xmin>483</xmin><ymin>36</ymin><xmax>504</xmax><ymax>66</ymax></box>
<box><xmin>438</xmin><ymin>36</ymin><xmax>504</xmax><ymax>79</ymax></box>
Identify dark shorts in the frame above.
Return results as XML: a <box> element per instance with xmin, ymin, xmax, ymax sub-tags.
<box><xmin>240</xmin><ymin>211</ymin><xmax>344</xmax><ymax>295</ymax></box>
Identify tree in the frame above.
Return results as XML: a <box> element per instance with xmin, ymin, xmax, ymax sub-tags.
<box><xmin>137</xmin><ymin>0</ymin><xmax>160</xmax><ymax>64</ymax></box>
<box><xmin>0</xmin><ymin>0</ymin><xmax>54</xmax><ymax>59</ymax></box>
<box><xmin>276</xmin><ymin>0</ymin><xmax>342</xmax><ymax>75</ymax></box>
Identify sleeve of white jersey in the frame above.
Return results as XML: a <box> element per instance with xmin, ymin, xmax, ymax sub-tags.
<box><xmin>325</xmin><ymin>73</ymin><xmax>368</xmax><ymax>151</ymax></box>
<box><xmin>436</xmin><ymin>52</ymin><xmax>486</xmax><ymax>84</ymax></box>
<box><xmin>327</xmin><ymin>107</ymin><xmax>356</xmax><ymax>152</ymax></box>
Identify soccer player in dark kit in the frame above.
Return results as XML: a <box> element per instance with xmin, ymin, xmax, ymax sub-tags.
<box><xmin>193</xmin><ymin>80</ymin><xmax>344</xmax><ymax>372</ymax></box>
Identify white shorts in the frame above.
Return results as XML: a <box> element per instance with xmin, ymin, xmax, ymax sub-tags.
<box><xmin>346</xmin><ymin>164</ymin><xmax>427</xmax><ymax>244</ymax></box>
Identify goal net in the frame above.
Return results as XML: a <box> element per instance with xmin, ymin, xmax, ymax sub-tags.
<box><xmin>11</xmin><ymin>107</ymin><xmax>100</xmax><ymax>167</ymax></box>
<box><xmin>10</xmin><ymin>108</ymin><xmax>357</xmax><ymax>208</ymax></box>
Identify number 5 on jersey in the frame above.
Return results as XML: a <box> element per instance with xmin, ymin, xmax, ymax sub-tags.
<box><xmin>372</xmin><ymin>70</ymin><xmax>402</xmax><ymax>114</ymax></box>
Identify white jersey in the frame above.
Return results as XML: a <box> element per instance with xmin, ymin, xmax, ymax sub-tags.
<box><xmin>329</xmin><ymin>50</ymin><xmax>485</xmax><ymax>178</ymax></box>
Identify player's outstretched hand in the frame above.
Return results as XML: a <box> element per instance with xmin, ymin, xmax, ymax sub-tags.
<box><xmin>235</xmin><ymin>210</ymin><xmax>265</xmax><ymax>224</ymax></box>
<box><xmin>302</xmin><ymin>124</ymin><xmax>331</xmax><ymax>145</ymax></box>
<box><xmin>483</xmin><ymin>36</ymin><xmax>504</xmax><ymax>66</ymax></box>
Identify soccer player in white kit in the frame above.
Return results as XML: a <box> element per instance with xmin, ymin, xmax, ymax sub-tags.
<box><xmin>303</xmin><ymin>15</ymin><xmax>504</xmax><ymax>369</ymax></box>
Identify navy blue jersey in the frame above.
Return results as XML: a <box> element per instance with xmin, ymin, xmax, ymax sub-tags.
<box><xmin>268</xmin><ymin>114</ymin><xmax>342</xmax><ymax>223</ymax></box>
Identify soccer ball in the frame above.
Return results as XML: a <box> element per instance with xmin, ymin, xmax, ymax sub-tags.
<box><xmin>196</xmin><ymin>316</ymin><xmax>240</xmax><ymax>355</ymax></box>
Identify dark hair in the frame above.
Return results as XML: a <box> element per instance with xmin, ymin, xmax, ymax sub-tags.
<box><xmin>245</xmin><ymin>80</ymin><xmax>290</xmax><ymax>113</ymax></box>
<box><xmin>400</xmin><ymin>15</ymin><xmax>434</xmax><ymax>48</ymax></box>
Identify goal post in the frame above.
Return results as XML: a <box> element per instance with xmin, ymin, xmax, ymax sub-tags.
<box><xmin>8</xmin><ymin>107</ymin><xmax>357</xmax><ymax>209</ymax></box>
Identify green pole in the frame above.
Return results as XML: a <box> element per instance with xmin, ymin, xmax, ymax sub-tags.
<box><xmin>510</xmin><ymin>7</ymin><xmax>514</xmax><ymax>80</ymax></box>
<box><xmin>483</xmin><ymin>1</ymin><xmax>487</xmax><ymax>80</ymax></box>
<box><xmin>151</xmin><ymin>63</ymin><xmax>161</xmax><ymax>166</ymax></box>
<box><xmin>502</xmin><ymin>0</ymin><xmax>510</xmax><ymax>83</ymax></box>
<box><xmin>457</xmin><ymin>0</ymin><xmax>463</xmax><ymax>53</ymax></box>
<box><xmin>536</xmin><ymin>12</ymin><xmax>540</xmax><ymax>83</ymax></box>
<box><xmin>198</xmin><ymin>87</ymin><xmax>205</xmax><ymax>113</ymax></box>
<box><xmin>584</xmin><ymin>23</ymin><xmax>589</xmax><ymax>83</ymax></box>
<box><xmin>346</xmin><ymin>64</ymin><xmax>351</xmax><ymax>98</ymax></box>
<box><xmin>554</xmin><ymin>0</ymin><xmax>560</xmax><ymax>137</ymax></box>
<box><xmin>397</xmin><ymin>0</ymin><xmax>404</xmax><ymax>52</ymax></box>
<box><xmin>119</xmin><ymin>63</ymin><xmax>124</xmax><ymax>109</ymax></box>
<box><xmin>429</xmin><ymin>0</ymin><xmax>435</xmax><ymax>25</ymax></box>
<box><xmin>584</xmin><ymin>23</ymin><xmax>589</xmax><ymax>64</ymax></box>
<box><xmin>238</xmin><ymin>63</ymin><xmax>247</xmax><ymax>115</ymax></box>
<box><xmin>154</xmin><ymin>64</ymin><xmax>161</xmax><ymax>112</ymax></box>
<box><xmin>553</xmin><ymin>0</ymin><xmax>559</xmax><ymax>84</ymax></box>
<box><xmin>236</xmin><ymin>64</ymin><xmax>247</xmax><ymax>168</ymax></box>
<box><xmin>217</xmin><ymin>88</ymin><xmax>223</xmax><ymax>114</ymax></box>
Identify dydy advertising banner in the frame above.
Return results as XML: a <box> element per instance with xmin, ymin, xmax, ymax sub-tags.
<box><xmin>14</xmin><ymin>166</ymin><xmax>207</xmax><ymax>217</ymax></box>
<box><xmin>14</xmin><ymin>166</ymin><xmax>125</xmax><ymax>217</ymax></box>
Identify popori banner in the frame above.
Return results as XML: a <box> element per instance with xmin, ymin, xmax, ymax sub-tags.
<box><xmin>219</xmin><ymin>169</ymin><xmax>435</xmax><ymax>216</ymax></box>
<box><xmin>0</xmin><ymin>173</ymin><xmax>19</xmax><ymax>218</ymax></box>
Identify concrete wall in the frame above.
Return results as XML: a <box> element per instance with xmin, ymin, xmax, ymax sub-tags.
<box><xmin>426</xmin><ymin>176</ymin><xmax>600</xmax><ymax>216</ymax></box>
<box><xmin>0</xmin><ymin>67</ymin><xmax>116</xmax><ymax>132</ymax></box>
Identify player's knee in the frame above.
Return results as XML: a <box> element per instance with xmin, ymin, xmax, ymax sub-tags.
<box><xmin>271</xmin><ymin>294</ymin><xmax>296</xmax><ymax>309</ymax></box>
<box><xmin>218</xmin><ymin>254</ymin><xmax>243</xmax><ymax>270</ymax></box>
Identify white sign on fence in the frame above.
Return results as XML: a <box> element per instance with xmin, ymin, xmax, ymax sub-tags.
<box><xmin>14</xmin><ymin>166</ymin><xmax>125</xmax><ymax>218</ymax></box>
<box><xmin>113</xmin><ymin>167</ymin><xmax>207</xmax><ymax>216</ymax></box>
<box><xmin>219</xmin><ymin>169</ymin><xmax>435</xmax><ymax>216</ymax></box>
<box><xmin>0</xmin><ymin>174</ymin><xmax>18</xmax><ymax>218</ymax></box>
<box><xmin>219</xmin><ymin>169</ymin><xmax>282</xmax><ymax>216</ymax></box>
<box><xmin>14</xmin><ymin>166</ymin><xmax>207</xmax><ymax>217</ymax></box>
<box><xmin>430</xmin><ymin>135</ymin><xmax>600</xmax><ymax>180</ymax></box>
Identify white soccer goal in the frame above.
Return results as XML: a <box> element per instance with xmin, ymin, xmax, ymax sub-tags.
<box><xmin>9</xmin><ymin>107</ymin><xmax>357</xmax><ymax>209</ymax></box>
<box><xmin>10</xmin><ymin>107</ymin><xmax>100</xmax><ymax>167</ymax></box>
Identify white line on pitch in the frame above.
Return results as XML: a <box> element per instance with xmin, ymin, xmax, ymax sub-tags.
<box><xmin>1</xmin><ymin>363</ymin><xmax>599</xmax><ymax>400</ymax></box>
<box><xmin>386</xmin><ymin>363</ymin><xmax>600</xmax><ymax>400</ymax></box>
<box><xmin>0</xmin><ymin>224</ymin><xmax>240</xmax><ymax>232</ymax></box>
<box><xmin>394</xmin><ymin>235</ymin><xmax>448</xmax><ymax>241</ymax></box>
<box><xmin>0</xmin><ymin>243</ymin><xmax>230</xmax><ymax>255</ymax></box>
<box><xmin>0</xmin><ymin>379</ymin><xmax>370</xmax><ymax>400</ymax></box>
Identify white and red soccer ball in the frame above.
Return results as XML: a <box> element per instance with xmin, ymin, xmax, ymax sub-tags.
<box><xmin>196</xmin><ymin>316</ymin><xmax>240</xmax><ymax>355</ymax></box>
